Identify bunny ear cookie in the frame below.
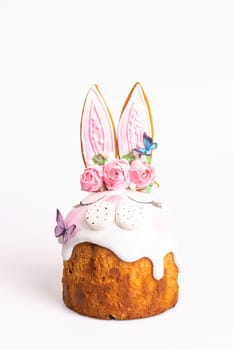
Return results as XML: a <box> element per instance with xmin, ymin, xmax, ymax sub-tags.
<box><xmin>80</xmin><ymin>85</ymin><xmax>117</xmax><ymax>165</ymax></box>
<box><xmin>117</xmin><ymin>82</ymin><xmax>154</xmax><ymax>158</ymax></box>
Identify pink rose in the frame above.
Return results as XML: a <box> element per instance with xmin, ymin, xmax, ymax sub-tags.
<box><xmin>80</xmin><ymin>165</ymin><xmax>104</xmax><ymax>192</ymax></box>
<box><xmin>104</xmin><ymin>159</ymin><xmax>130</xmax><ymax>190</ymax></box>
<box><xmin>129</xmin><ymin>159</ymin><xmax>155</xmax><ymax>189</ymax></box>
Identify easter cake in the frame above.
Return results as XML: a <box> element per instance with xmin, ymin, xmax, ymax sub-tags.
<box><xmin>54</xmin><ymin>83</ymin><xmax>181</xmax><ymax>320</ymax></box>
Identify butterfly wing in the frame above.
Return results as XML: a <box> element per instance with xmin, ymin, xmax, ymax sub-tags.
<box><xmin>133</xmin><ymin>147</ymin><xmax>148</xmax><ymax>155</ymax></box>
<box><xmin>143</xmin><ymin>132</ymin><xmax>153</xmax><ymax>149</ymax></box>
<box><xmin>63</xmin><ymin>224</ymin><xmax>77</xmax><ymax>243</ymax></box>
<box><xmin>143</xmin><ymin>132</ymin><xmax>158</xmax><ymax>154</ymax></box>
<box><xmin>54</xmin><ymin>209</ymin><xmax>65</xmax><ymax>237</ymax></box>
<box><xmin>56</xmin><ymin>209</ymin><xmax>64</xmax><ymax>226</ymax></box>
<box><xmin>54</xmin><ymin>225</ymin><xmax>65</xmax><ymax>237</ymax></box>
<box><xmin>149</xmin><ymin>142</ymin><xmax>158</xmax><ymax>151</ymax></box>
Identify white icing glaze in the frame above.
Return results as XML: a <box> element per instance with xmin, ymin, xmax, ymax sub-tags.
<box><xmin>61</xmin><ymin>189</ymin><xmax>181</xmax><ymax>280</ymax></box>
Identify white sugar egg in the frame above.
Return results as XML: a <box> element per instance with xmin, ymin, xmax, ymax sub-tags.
<box><xmin>116</xmin><ymin>203</ymin><xmax>144</xmax><ymax>230</ymax></box>
<box><xmin>84</xmin><ymin>201</ymin><xmax>115</xmax><ymax>230</ymax></box>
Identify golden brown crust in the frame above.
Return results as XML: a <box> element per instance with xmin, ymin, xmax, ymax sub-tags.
<box><xmin>62</xmin><ymin>242</ymin><xmax>179</xmax><ymax>320</ymax></box>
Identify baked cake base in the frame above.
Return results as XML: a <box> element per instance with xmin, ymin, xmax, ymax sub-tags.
<box><xmin>62</xmin><ymin>242</ymin><xmax>179</xmax><ymax>320</ymax></box>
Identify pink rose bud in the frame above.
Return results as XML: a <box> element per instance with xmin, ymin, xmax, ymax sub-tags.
<box><xmin>80</xmin><ymin>165</ymin><xmax>104</xmax><ymax>192</ymax></box>
<box><xmin>129</xmin><ymin>159</ymin><xmax>156</xmax><ymax>189</ymax></box>
<box><xmin>103</xmin><ymin>159</ymin><xmax>130</xmax><ymax>190</ymax></box>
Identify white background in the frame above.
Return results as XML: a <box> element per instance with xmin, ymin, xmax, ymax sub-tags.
<box><xmin>1</xmin><ymin>0</ymin><xmax>233</xmax><ymax>349</ymax></box>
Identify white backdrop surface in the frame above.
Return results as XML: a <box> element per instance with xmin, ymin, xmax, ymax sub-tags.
<box><xmin>0</xmin><ymin>1</ymin><xmax>233</xmax><ymax>349</ymax></box>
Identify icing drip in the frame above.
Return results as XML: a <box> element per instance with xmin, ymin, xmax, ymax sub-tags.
<box><xmin>61</xmin><ymin>190</ymin><xmax>181</xmax><ymax>280</ymax></box>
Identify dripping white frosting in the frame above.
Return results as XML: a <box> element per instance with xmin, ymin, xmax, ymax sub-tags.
<box><xmin>61</xmin><ymin>189</ymin><xmax>181</xmax><ymax>280</ymax></box>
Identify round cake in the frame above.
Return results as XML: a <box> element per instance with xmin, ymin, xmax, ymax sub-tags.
<box><xmin>54</xmin><ymin>83</ymin><xmax>181</xmax><ymax>320</ymax></box>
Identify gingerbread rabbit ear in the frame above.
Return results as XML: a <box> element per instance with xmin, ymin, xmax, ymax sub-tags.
<box><xmin>80</xmin><ymin>85</ymin><xmax>117</xmax><ymax>165</ymax></box>
<box><xmin>117</xmin><ymin>82</ymin><xmax>154</xmax><ymax>158</ymax></box>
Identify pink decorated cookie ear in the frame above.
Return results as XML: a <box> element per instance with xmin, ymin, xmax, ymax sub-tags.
<box><xmin>80</xmin><ymin>85</ymin><xmax>117</xmax><ymax>166</ymax></box>
<box><xmin>117</xmin><ymin>82</ymin><xmax>154</xmax><ymax>158</ymax></box>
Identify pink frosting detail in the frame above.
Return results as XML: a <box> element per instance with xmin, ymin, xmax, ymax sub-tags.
<box><xmin>65</xmin><ymin>206</ymin><xmax>86</xmax><ymax>229</ymax></box>
<box><xmin>117</xmin><ymin>83</ymin><xmax>152</xmax><ymax>158</ymax></box>
<box><xmin>80</xmin><ymin>165</ymin><xmax>104</xmax><ymax>192</ymax></box>
<box><xmin>104</xmin><ymin>159</ymin><xmax>130</xmax><ymax>190</ymax></box>
<box><xmin>129</xmin><ymin>159</ymin><xmax>156</xmax><ymax>189</ymax></box>
<box><xmin>81</xmin><ymin>87</ymin><xmax>115</xmax><ymax>164</ymax></box>
<box><xmin>105</xmin><ymin>195</ymin><xmax>125</xmax><ymax>206</ymax></box>
<box><xmin>127</xmin><ymin>103</ymin><xmax>143</xmax><ymax>153</ymax></box>
<box><xmin>89</xmin><ymin>103</ymin><xmax>105</xmax><ymax>155</ymax></box>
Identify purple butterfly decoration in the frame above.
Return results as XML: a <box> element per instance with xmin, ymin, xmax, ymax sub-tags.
<box><xmin>133</xmin><ymin>132</ymin><xmax>158</xmax><ymax>156</ymax></box>
<box><xmin>54</xmin><ymin>209</ymin><xmax>77</xmax><ymax>243</ymax></box>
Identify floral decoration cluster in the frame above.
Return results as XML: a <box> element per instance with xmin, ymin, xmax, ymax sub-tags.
<box><xmin>80</xmin><ymin>151</ymin><xmax>156</xmax><ymax>193</ymax></box>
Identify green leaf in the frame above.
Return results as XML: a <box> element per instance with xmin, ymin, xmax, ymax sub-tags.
<box><xmin>145</xmin><ymin>184</ymin><xmax>153</xmax><ymax>193</ymax></box>
<box><xmin>122</xmin><ymin>151</ymin><xmax>136</xmax><ymax>163</ymax></box>
<box><xmin>92</xmin><ymin>154</ymin><xmax>107</xmax><ymax>165</ymax></box>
